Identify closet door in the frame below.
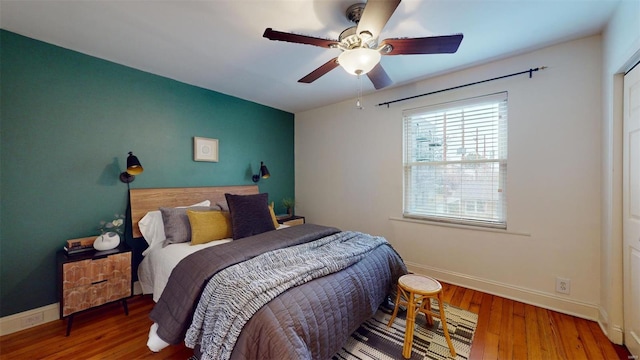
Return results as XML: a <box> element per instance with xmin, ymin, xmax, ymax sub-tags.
<box><xmin>623</xmin><ymin>62</ymin><xmax>640</xmax><ymax>357</ymax></box>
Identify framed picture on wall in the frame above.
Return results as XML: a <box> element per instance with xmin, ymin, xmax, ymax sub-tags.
<box><xmin>193</xmin><ymin>137</ymin><xmax>218</xmax><ymax>162</ymax></box>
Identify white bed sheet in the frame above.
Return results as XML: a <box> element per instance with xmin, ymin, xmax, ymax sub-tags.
<box><xmin>138</xmin><ymin>239</ymin><xmax>232</xmax><ymax>302</ymax></box>
<box><xmin>138</xmin><ymin>224</ymin><xmax>288</xmax><ymax>302</ymax></box>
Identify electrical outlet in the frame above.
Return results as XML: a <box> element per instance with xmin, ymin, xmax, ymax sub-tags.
<box><xmin>20</xmin><ymin>312</ymin><xmax>44</xmax><ymax>329</ymax></box>
<box><xmin>556</xmin><ymin>277</ymin><xmax>571</xmax><ymax>295</ymax></box>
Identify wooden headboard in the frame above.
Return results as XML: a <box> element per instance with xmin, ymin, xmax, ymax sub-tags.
<box><xmin>129</xmin><ymin>185</ymin><xmax>259</xmax><ymax>238</ymax></box>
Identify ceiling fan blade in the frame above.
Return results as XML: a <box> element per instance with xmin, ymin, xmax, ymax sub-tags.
<box><xmin>298</xmin><ymin>58</ymin><xmax>340</xmax><ymax>84</ymax></box>
<box><xmin>263</xmin><ymin>28</ymin><xmax>339</xmax><ymax>48</ymax></box>
<box><xmin>356</xmin><ymin>0</ymin><xmax>401</xmax><ymax>40</ymax></box>
<box><xmin>367</xmin><ymin>63</ymin><xmax>393</xmax><ymax>89</ymax></box>
<box><xmin>381</xmin><ymin>34</ymin><xmax>464</xmax><ymax>55</ymax></box>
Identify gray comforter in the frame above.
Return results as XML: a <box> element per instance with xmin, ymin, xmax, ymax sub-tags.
<box><xmin>150</xmin><ymin>224</ymin><xmax>407</xmax><ymax>359</ymax></box>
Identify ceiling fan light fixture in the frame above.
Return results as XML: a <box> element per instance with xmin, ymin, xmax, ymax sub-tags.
<box><xmin>264</xmin><ymin>0</ymin><xmax>462</xmax><ymax>89</ymax></box>
<box><xmin>338</xmin><ymin>48</ymin><xmax>381</xmax><ymax>75</ymax></box>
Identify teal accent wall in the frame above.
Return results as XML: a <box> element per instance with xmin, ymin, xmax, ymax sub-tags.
<box><xmin>0</xmin><ymin>30</ymin><xmax>295</xmax><ymax>317</ymax></box>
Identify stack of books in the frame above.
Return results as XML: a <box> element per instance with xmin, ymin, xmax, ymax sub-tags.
<box><xmin>63</xmin><ymin>236</ymin><xmax>96</xmax><ymax>255</ymax></box>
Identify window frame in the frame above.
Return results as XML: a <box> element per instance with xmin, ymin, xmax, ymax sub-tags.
<box><xmin>402</xmin><ymin>92</ymin><xmax>508</xmax><ymax>229</ymax></box>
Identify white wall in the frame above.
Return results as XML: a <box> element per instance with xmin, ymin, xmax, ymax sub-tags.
<box><xmin>600</xmin><ymin>0</ymin><xmax>640</xmax><ymax>344</ymax></box>
<box><xmin>296</xmin><ymin>35</ymin><xmax>603</xmax><ymax>319</ymax></box>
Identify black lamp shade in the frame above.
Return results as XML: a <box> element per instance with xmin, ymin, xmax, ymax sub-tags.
<box><xmin>252</xmin><ymin>161</ymin><xmax>270</xmax><ymax>182</ymax></box>
<box><xmin>260</xmin><ymin>162</ymin><xmax>270</xmax><ymax>179</ymax></box>
<box><xmin>126</xmin><ymin>152</ymin><xmax>143</xmax><ymax>175</ymax></box>
<box><xmin>120</xmin><ymin>151</ymin><xmax>143</xmax><ymax>184</ymax></box>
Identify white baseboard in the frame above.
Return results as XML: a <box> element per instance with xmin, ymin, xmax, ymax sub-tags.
<box><xmin>597</xmin><ymin>305</ymin><xmax>625</xmax><ymax>345</ymax></box>
<box><xmin>602</xmin><ymin>323</ymin><xmax>625</xmax><ymax>345</ymax></box>
<box><xmin>406</xmin><ymin>261</ymin><xmax>600</xmax><ymax>321</ymax></box>
<box><xmin>0</xmin><ymin>303</ymin><xmax>60</xmax><ymax>336</ymax></box>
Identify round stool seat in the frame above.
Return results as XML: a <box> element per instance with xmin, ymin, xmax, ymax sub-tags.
<box><xmin>388</xmin><ymin>274</ymin><xmax>456</xmax><ymax>358</ymax></box>
<box><xmin>398</xmin><ymin>274</ymin><xmax>442</xmax><ymax>295</ymax></box>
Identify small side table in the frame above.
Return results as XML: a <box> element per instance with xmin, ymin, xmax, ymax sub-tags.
<box><xmin>387</xmin><ymin>274</ymin><xmax>456</xmax><ymax>358</ymax></box>
<box><xmin>57</xmin><ymin>244</ymin><xmax>132</xmax><ymax>336</ymax></box>
<box><xmin>277</xmin><ymin>215</ymin><xmax>305</xmax><ymax>226</ymax></box>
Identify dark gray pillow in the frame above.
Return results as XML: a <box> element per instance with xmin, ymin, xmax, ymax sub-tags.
<box><xmin>225</xmin><ymin>193</ymin><xmax>276</xmax><ymax>240</ymax></box>
<box><xmin>216</xmin><ymin>200</ymin><xmax>229</xmax><ymax>212</ymax></box>
<box><xmin>160</xmin><ymin>205</ymin><xmax>219</xmax><ymax>246</ymax></box>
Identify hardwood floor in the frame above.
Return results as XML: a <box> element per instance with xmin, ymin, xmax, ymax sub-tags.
<box><xmin>0</xmin><ymin>283</ymin><xmax>632</xmax><ymax>359</ymax></box>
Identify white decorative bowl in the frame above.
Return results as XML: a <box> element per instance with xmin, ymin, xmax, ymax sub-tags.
<box><xmin>94</xmin><ymin>232</ymin><xmax>120</xmax><ymax>251</ymax></box>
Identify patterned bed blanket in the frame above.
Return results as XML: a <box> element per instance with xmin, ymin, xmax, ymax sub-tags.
<box><xmin>150</xmin><ymin>224</ymin><xmax>407</xmax><ymax>359</ymax></box>
<box><xmin>186</xmin><ymin>231</ymin><xmax>390</xmax><ymax>360</ymax></box>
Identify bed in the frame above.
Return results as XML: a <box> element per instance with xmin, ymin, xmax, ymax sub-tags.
<box><xmin>132</xmin><ymin>185</ymin><xmax>407</xmax><ymax>360</ymax></box>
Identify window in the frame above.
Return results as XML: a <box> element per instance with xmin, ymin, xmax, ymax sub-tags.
<box><xmin>403</xmin><ymin>92</ymin><xmax>508</xmax><ymax>228</ymax></box>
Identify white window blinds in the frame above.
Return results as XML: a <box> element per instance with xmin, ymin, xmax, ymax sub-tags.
<box><xmin>403</xmin><ymin>92</ymin><xmax>508</xmax><ymax>228</ymax></box>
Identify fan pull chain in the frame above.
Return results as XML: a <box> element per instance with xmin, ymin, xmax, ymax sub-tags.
<box><xmin>356</xmin><ymin>73</ymin><xmax>364</xmax><ymax>110</ymax></box>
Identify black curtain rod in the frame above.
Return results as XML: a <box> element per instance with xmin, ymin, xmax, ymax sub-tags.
<box><xmin>377</xmin><ymin>66</ymin><xmax>547</xmax><ymax>108</ymax></box>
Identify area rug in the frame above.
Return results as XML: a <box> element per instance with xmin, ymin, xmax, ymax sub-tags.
<box><xmin>332</xmin><ymin>299</ymin><xmax>478</xmax><ymax>360</ymax></box>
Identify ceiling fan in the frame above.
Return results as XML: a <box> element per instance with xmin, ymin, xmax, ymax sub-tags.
<box><xmin>263</xmin><ymin>0</ymin><xmax>463</xmax><ymax>90</ymax></box>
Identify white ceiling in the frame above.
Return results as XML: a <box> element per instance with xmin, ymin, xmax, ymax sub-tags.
<box><xmin>0</xmin><ymin>0</ymin><xmax>622</xmax><ymax>113</ymax></box>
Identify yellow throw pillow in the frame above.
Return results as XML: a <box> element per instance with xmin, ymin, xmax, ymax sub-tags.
<box><xmin>187</xmin><ymin>210</ymin><xmax>232</xmax><ymax>245</ymax></box>
<box><xmin>269</xmin><ymin>202</ymin><xmax>279</xmax><ymax>229</ymax></box>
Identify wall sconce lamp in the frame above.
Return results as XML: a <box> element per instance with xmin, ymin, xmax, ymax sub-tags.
<box><xmin>252</xmin><ymin>161</ymin><xmax>270</xmax><ymax>183</ymax></box>
<box><xmin>119</xmin><ymin>151</ymin><xmax>144</xmax><ymax>183</ymax></box>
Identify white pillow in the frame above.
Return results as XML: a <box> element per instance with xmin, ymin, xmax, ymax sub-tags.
<box><xmin>139</xmin><ymin>200</ymin><xmax>210</xmax><ymax>249</ymax></box>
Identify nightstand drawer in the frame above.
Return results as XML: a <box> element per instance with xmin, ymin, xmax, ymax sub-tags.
<box><xmin>59</xmin><ymin>250</ymin><xmax>131</xmax><ymax>317</ymax></box>
<box><xmin>62</xmin><ymin>277</ymin><xmax>131</xmax><ymax>316</ymax></box>
<box><xmin>62</xmin><ymin>253</ymin><xmax>130</xmax><ymax>288</ymax></box>
<box><xmin>62</xmin><ymin>282</ymin><xmax>107</xmax><ymax>316</ymax></box>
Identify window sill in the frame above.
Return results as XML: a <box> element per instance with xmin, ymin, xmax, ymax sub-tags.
<box><xmin>388</xmin><ymin>216</ymin><xmax>531</xmax><ymax>237</ymax></box>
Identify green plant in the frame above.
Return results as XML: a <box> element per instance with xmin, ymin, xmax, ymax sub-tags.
<box><xmin>99</xmin><ymin>214</ymin><xmax>125</xmax><ymax>235</ymax></box>
<box><xmin>282</xmin><ymin>198</ymin><xmax>295</xmax><ymax>210</ymax></box>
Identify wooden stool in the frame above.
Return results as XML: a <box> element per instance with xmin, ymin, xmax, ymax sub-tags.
<box><xmin>387</xmin><ymin>274</ymin><xmax>456</xmax><ymax>359</ymax></box>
